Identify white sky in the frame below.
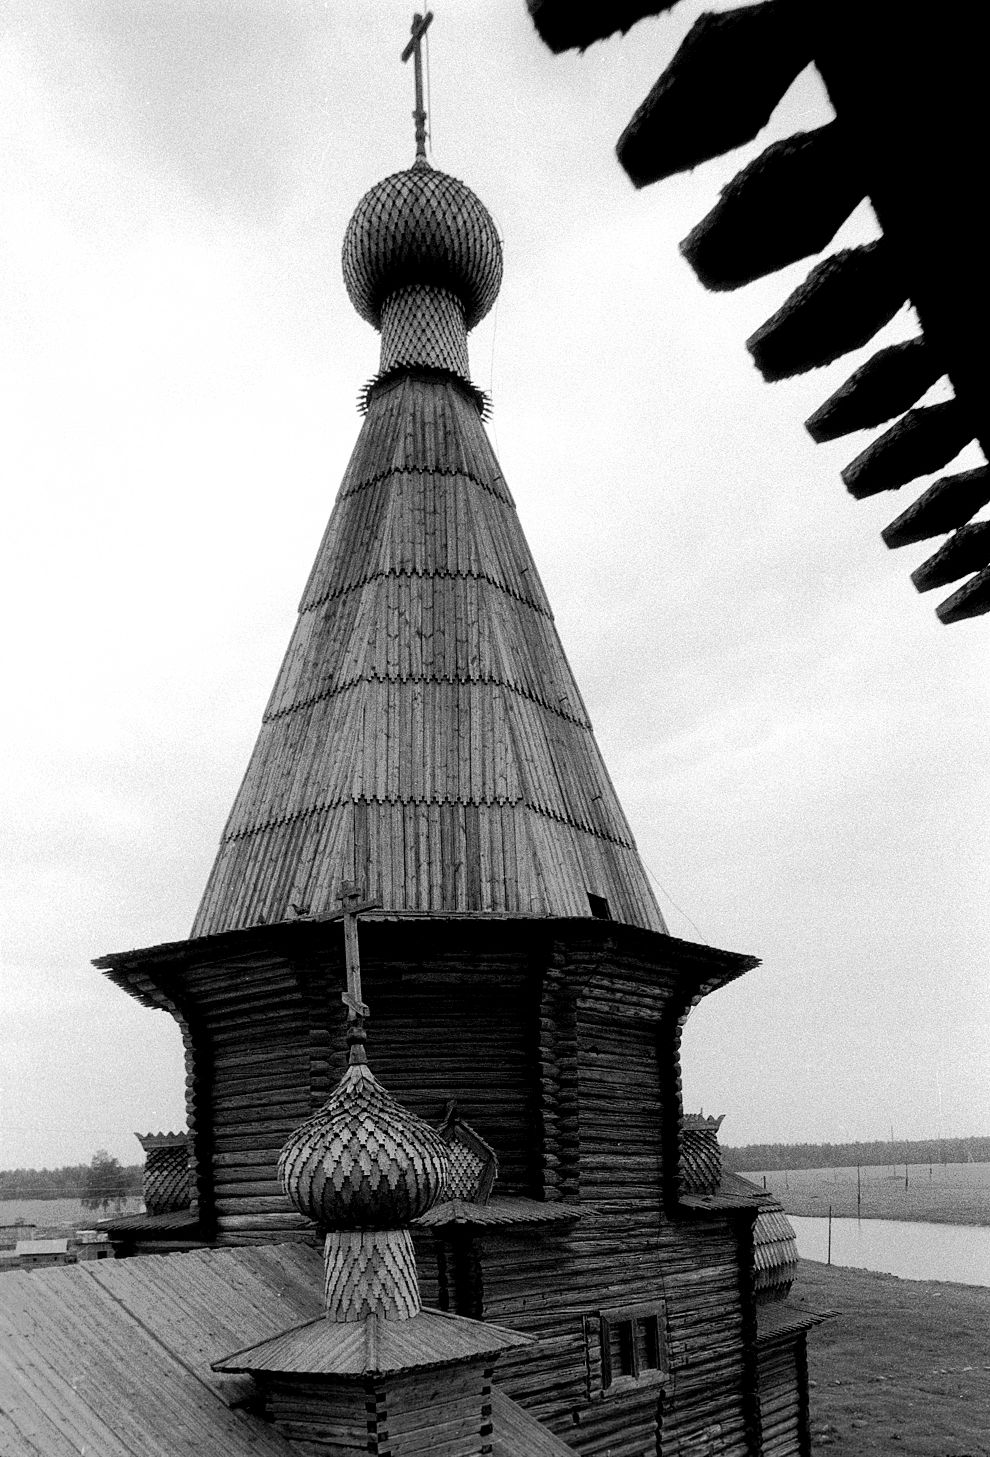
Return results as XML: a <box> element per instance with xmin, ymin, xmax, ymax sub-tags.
<box><xmin>1</xmin><ymin>2</ymin><xmax>987</xmax><ymax>1170</ymax></box>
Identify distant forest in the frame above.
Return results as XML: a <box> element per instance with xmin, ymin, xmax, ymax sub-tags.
<box><xmin>723</xmin><ymin>1136</ymin><xmax>990</xmax><ymax>1172</ymax></box>
<box><xmin>0</xmin><ymin>1163</ymin><xmax>143</xmax><ymax>1201</ymax></box>
<box><xmin>5</xmin><ymin>1141</ymin><xmax>989</xmax><ymax>1197</ymax></box>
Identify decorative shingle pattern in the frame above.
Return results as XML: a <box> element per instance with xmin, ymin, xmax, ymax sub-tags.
<box><xmin>322</xmin><ymin>1227</ymin><xmax>421</xmax><ymax>1320</ymax></box>
<box><xmin>752</xmin><ymin>1201</ymin><xmax>799</xmax><ymax>1303</ymax></box>
<box><xmin>380</xmin><ymin>284</ymin><xmax>470</xmax><ymax>379</ymax></box>
<box><xmin>135</xmin><ymin>1131</ymin><xmax>190</xmax><ymax>1215</ymax></box>
<box><xmin>342</xmin><ymin>163</ymin><xmax>502</xmax><ymax>332</ymax></box>
<box><xmin>277</xmin><ymin>1061</ymin><xmax>450</xmax><ymax>1230</ymax></box>
<box><xmin>447</xmin><ymin>1139</ymin><xmax>487</xmax><ymax>1200</ymax></box>
<box><xmin>679</xmin><ymin>1115</ymin><xmax>724</xmax><ymax>1196</ymax></box>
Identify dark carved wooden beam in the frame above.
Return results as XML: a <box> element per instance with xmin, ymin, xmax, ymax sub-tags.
<box><xmin>747</xmin><ymin>241</ymin><xmax>906</xmax><ymax>383</ymax></box>
<box><xmin>810</xmin><ymin>3</ymin><xmax>990</xmax><ymax>476</ymax></box>
<box><xmin>681</xmin><ymin>123</ymin><xmax>864</xmax><ymax>291</ymax></box>
<box><xmin>882</xmin><ymin>467</ymin><xmax>990</xmax><ymax>550</ymax></box>
<box><xmin>528</xmin><ymin>0</ymin><xmax>990</xmax><ymax>621</ymax></box>
<box><xmin>806</xmin><ymin>338</ymin><xmax>941</xmax><ymax>443</ymax></box>
<box><xmin>526</xmin><ymin>0</ymin><xmax>675</xmax><ymax>53</ymax></box>
<box><xmin>911</xmin><ymin>521</ymin><xmax>990</xmax><ymax>593</ymax></box>
<box><xmin>841</xmin><ymin>402</ymin><xmax>973</xmax><ymax>500</ymax></box>
<box><xmin>616</xmin><ymin>4</ymin><xmax>811</xmax><ymax>186</ymax></box>
<box><xmin>936</xmin><ymin>567</ymin><xmax>990</xmax><ymax>625</ymax></box>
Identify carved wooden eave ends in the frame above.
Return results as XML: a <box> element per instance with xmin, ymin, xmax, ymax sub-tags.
<box><xmin>529</xmin><ymin>0</ymin><xmax>990</xmax><ymax>622</ymax></box>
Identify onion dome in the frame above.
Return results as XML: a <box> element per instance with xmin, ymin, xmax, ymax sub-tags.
<box><xmin>679</xmin><ymin>1112</ymin><xmax>725</xmax><ymax>1195</ymax></box>
<box><xmin>135</xmin><ymin>1131</ymin><xmax>190</xmax><ymax>1215</ymax></box>
<box><xmin>277</xmin><ymin>1061</ymin><xmax>450</xmax><ymax>1230</ymax></box>
<box><xmin>342</xmin><ymin>163</ymin><xmax>502</xmax><ymax>332</ymax></box>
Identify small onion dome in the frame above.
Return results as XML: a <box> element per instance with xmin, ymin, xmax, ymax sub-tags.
<box><xmin>342</xmin><ymin>163</ymin><xmax>502</xmax><ymax>331</ymax></box>
<box><xmin>278</xmin><ymin>1062</ymin><xmax>450</xmax><ymax>1230</ymax></box>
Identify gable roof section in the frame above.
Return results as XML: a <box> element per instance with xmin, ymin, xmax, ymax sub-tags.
<box><xmin>193</xmin><ymin>373</ymin><xmax>666</xmax><ymax>937</ymax></box>
<box><xmin>0</xmin><ymin>1243</ymin><xmax>577</xmax><ymax>1457</ymax></box>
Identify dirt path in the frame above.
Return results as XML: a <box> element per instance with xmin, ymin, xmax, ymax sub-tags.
<box><xmin>791</xmin><ymin>1259</ymin><xmax>990</xmax><ymax>1455</ymax></box>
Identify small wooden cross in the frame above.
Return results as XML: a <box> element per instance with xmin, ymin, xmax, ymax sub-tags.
<box><xmin>338</xmin><ymin>881</ymin><xmax>379</xmax><ymax>1024</ymax></box>
<box><xmin>401</xmin><ymin>10</ymin><xmax>434</xmax><ymax>161</ymax></box>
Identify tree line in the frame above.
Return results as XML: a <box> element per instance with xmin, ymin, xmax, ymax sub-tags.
<box><xmin>0</xmin><ymin>1153</ymin><xmax>143</xmax><ymax>1208</ymax></box>
<box><xmin>722</xmin><ymin>1135</ymin><xmax>990</xmax><ymax>1172</ymax></box>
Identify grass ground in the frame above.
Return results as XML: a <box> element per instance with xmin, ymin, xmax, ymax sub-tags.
<box><xmin>746</xmin><ymin>1163</ymin><xmax>990</xmax><ymax>1226</ymax></box>
<box><xmin>791</xmin><ymin>1259</ymin><xmax>990</xmax><ymax>1456</ymax></box>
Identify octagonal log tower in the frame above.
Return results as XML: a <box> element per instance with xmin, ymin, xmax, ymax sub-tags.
<box><xmin>97</xmin><ymin>154</ymin><xmax>815</xmax><ymax>1456</ymax></box>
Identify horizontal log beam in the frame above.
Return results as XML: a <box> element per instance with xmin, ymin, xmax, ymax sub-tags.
<box><xmin>841</xmin><ymin>401</ymin><xmax>973</xmax><ymax>499</ymax></box>
<box><xmin>525</xmin><ymin>0</ymin><xmax>675</xmax><ymax>54</ymax></box>
<box><xmin>747</xmin><ymin>241</ymin><xmax>906</xmax><ymax>382</ymax></box>
<box><xmin>882</xmin><ymin>466</ymin><xmax>990</xmax><ymax>549</ymax></box>
<box><xmin>616</xmin><ymin>4</ymin><xmax>811</xmax><ymax>187</ymax></box>
<box><xmin>681</xmin><ymin>122</ymin><xmax>864</xmax><ymax>291</ymax></box>
<box><xmin>806</xmin><ymin>337</ymin><xmax>942</xmax><ymax>442</ymax></box>
<box><xmin>911</xmin><ymin>521</ymin><xmax>990</xmax><ymax>593</ymax></box>
<box><xmin>936</xmin><ymin>566</ymin><xmax>990</xmax><ymax>625</ymax></box>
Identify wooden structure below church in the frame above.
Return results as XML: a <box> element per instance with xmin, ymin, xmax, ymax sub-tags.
<box><xmin>98</xmin><ymin>912</ymin><xmax>819</xmax><ymax>1454</ymax></box>
<box><xmin>0</xmin><ymin>1245</ymin><xmax>576</xmax><ymax>1457</ymax></box>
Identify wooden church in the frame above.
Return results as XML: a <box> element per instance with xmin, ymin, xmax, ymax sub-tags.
<box><xmin>0</xmin><ymin>19</ymin><xmax>816</xmax><ymax>1457</ymax></box>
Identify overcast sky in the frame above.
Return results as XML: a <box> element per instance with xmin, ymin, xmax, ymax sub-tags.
<box><xmin>2</xmin><ymin>2</ymin><xmax>987</xmax><ymax>1170</ymax></box>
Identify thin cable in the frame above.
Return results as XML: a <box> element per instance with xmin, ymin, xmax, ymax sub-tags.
<box><xmin>425</xmin><ymin>17</ymin><xmax>433</xmax><ymax>159</ymax></box>
<box><xmin>642</xmin><ymin>857</ymin><xmax>707</xmax><ymax>942</ymax></box>
<box><xmin>488</xmin><ymin>293</ymin><xmax>501</xmax><ymax>455</ymax></box>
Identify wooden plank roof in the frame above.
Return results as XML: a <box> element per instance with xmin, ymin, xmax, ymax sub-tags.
<box><xmin>192</xmin><ymin>371</ymin><xmax>666</xmax><ymax>938</ymax></box>
<box><xmin>212</xmin><ymin>1306</ymin><xmax>530</xmax><ymax>1377</ymax></box>
<box><xmin>0</xmin><ymin>1243</ymin><xmax>576</xmax><ymax>1457</ymax></box>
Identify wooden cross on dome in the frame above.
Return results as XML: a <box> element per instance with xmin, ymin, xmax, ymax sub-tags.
<box><xmin>401</xmin><ymin>10</ymin><xmax>434</xmax><ymax>161</ymax></box>
<box><xmin>337</xmin><ymin>880</ymin><xmax>380</xmax><ymax>1058</ymax></box>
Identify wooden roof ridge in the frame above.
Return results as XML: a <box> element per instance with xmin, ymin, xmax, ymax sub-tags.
<box><xmin>191</xmin><ymin>371</ymin><xmax>666</xmax><ymax>936</ymax></box>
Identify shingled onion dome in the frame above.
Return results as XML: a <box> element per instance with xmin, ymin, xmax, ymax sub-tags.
<box><xmin>135</xmin><ymin>1131</ymin><xmax>190</xmax><ymax>1215</ymax></box>
<box><xmin>342</xmin><ymin>161</ymin><xmax>502</xmax><ymax>402</ymax></box>
<box><xmin>278</xmin><ymin>1054</ymin><xmax>451</xmax><ymax>1320</ymax></box>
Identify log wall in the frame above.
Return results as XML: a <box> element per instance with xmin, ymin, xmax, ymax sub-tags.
<box><xmin>129</xmin><ymin>919</ymin><xmax>767</xmax><ymax>1453</ymax></box>
<box><xmin>756</xmin><ymin>1335</ymin><xmax>808</xmax><ymax>1457</ymax></box>
<box><xmin>470</xmin><ymin>962</ymin><xmax>754</xmax><ymax>1457</ymax></box>
<box><xmin>187</xmin><ymin>951</ymin><xmax>315</xmax><ymax>1245</ymax></box>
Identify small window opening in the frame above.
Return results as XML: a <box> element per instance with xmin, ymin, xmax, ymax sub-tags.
<box><xmin>596</xmin><ymin>1302</ymin><xmax>666</xmax><ymax>1391</ymax></box>
<box><xmin>587</xmin><ymin>893</ymin><xmax>612</xmax><ymax>920</ymax></box>
<box><xmin>613</xmin><ymin>1320</ymin><xmax>635</xmax><ymax>1377</ymax></box>
<box><xmin>639</xmin><ymin>1314</ymin><xmax>661</xmax><ymax>1371</ymax></box>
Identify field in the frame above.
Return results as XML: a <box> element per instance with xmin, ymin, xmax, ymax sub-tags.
<box><xmin>0</xmin><ymin>1196</ymin><xmax>143</xmax><ymax>1238</ymax></box>
<box><xmin>745</xmin><ymin>1162</ymin><xmax>990</xmax><ymax>1226</ymax></box>
<box><xmin>794</xmin><ymin>1259</ymin><xmax>990</xmax><ymax>1455</ymax></box>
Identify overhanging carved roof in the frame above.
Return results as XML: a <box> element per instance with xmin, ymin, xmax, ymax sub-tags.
<box><xmin>528</xmin><ymin>1</ymin><xmax>990</xmax><ymax>623</ymax></box>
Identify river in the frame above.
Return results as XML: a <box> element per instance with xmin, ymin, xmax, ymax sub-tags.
<box><xmin>790</xmin><ymin>1214</ymin><xmax>990</xmax><ymax>1287</ymax></box>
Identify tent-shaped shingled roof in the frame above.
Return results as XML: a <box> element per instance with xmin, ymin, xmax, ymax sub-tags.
<box><xmin>192</xmin><ymin>161</ymin><xmax>666</xmax><ymax>937</ymax></box>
